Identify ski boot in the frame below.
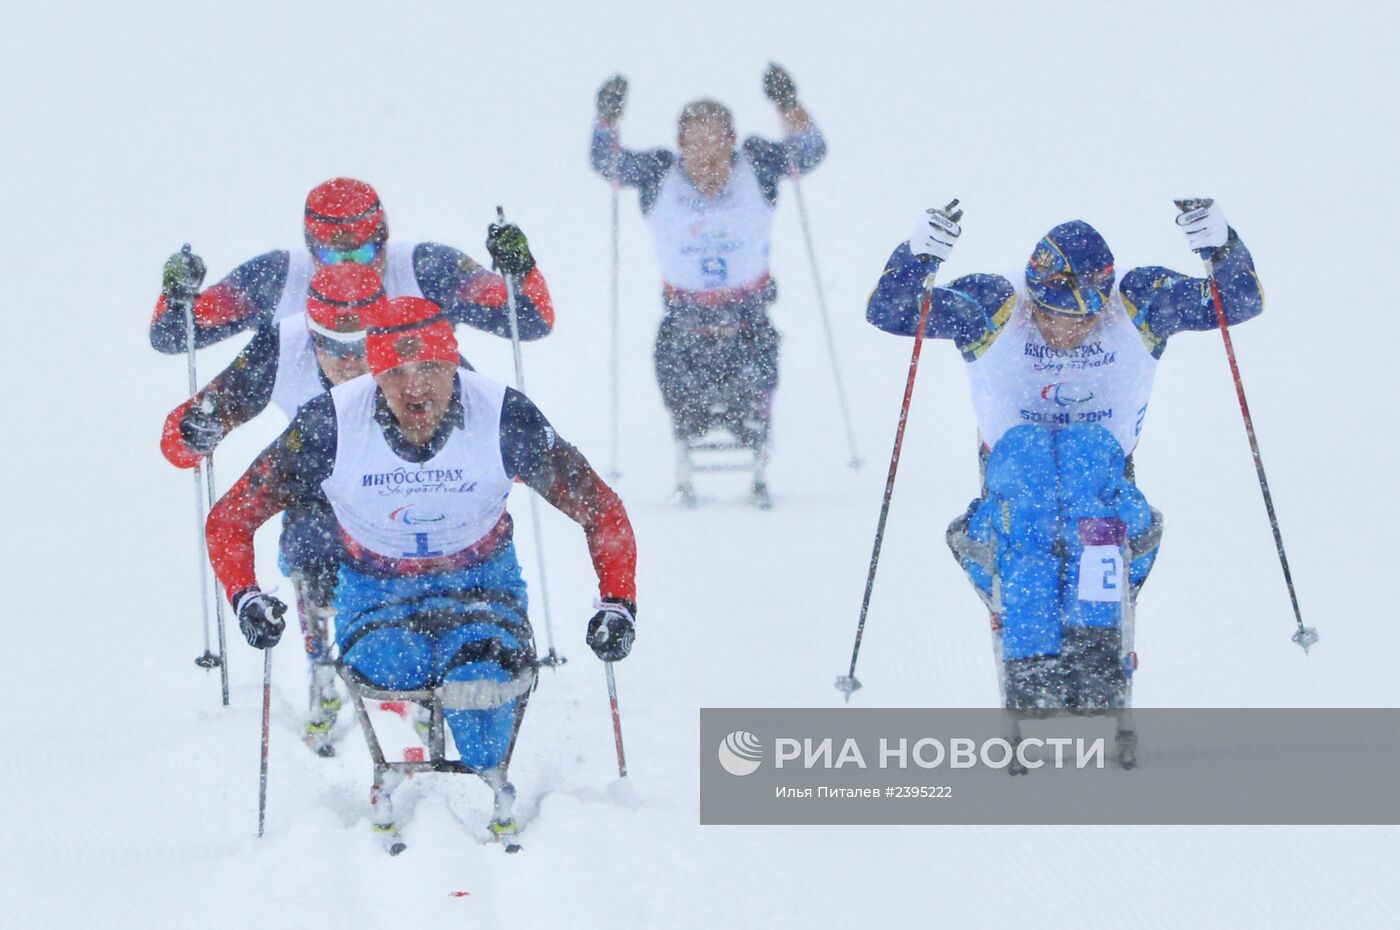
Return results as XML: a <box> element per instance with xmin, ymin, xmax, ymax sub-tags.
<box><xmin>751</xmin><ymin>480</ymin><xmax>772</xmax><ymax>510</ymax></box>
<box><xmin>369</xmin><ymin>769</ymin><xmax>408</xmax><ymax>856</ymax></box>
<box><xmin>750</xmin><ymin>436</ymin><xmax>772</xmax><ymax>510</ymax></box>
<box><xmin>674</xmin><ymin>481</ymin><xmax>698</xmax><ymax>509</ymax></box>
<box><xmin>483</xmin><ymin>768</ymin><xmax>522</xmax><ymax>853</ymax></box>
<box><xmin>408</xmin><ymin>702</ymin><xmax>431</xmax><ymax>744</ymax></box>
<box><xmin>304</xmin><ymin>662</ymin><xmax>342</xmax><ymax>757</ymax></box>
<box><xmin>1115</xmin><ymin>728</ymin><xmax>1138</xmax><ymax>770</ymax></box>
<box><xmin>292</xmin><ymin>569</ymin><xmax>341</xmax><ymax>756</ymax></box>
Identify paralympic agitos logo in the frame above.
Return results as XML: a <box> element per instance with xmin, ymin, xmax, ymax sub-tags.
<box><xmin>388</xmin><ymin>505</ymin><xmax>446</xmax><ymax>525</ymax></box>
<box><xmin>1039</xmin><ymin>383</ymin><xmax>1095</xmax><ymax>407</ymax></box>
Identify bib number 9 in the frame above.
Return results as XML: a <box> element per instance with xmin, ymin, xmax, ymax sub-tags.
<box><xmin>700</xmin><ymin>256</ymin><xmax>728</xmax><ymax>287</ymax></box>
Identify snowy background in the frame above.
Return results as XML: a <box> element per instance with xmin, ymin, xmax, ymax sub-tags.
<box><xmin>3</xmin><ymin>0</ymin><xmax>1397</xmax><ymax>927</ymax></box>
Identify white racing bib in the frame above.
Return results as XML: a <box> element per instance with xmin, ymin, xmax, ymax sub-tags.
<box><xmin>965</xmin><ymin>282</ymin><xmax>1159</xmax><ymax>454</ymax></box>
<box><xmin>1077</xmin><ymin>546</ymin><xmax>1124</xmax><ymax>602</ymax></box>
<box><xmin>267</xmin><ymin>314</ymin><xmax>328</xmax><ymax>419</ymax></box>
<box><xmin>273</xmin><ymin>241</ymin><xmax>425</xmax><ymax>323</ymax></box>
<box><xmin>645</xmin><ymin>157</ymin><xmax>774</xmax><ymax>292</ymax></box>
<box><xmin>272</xmin><ymin>249</ymin><xmax>315</xmax><ymax>323</ymax></box>
<box><xmin>320</xmin><ymin>370</ymin><xmax>514</xmax><ymax>560</ymax></box>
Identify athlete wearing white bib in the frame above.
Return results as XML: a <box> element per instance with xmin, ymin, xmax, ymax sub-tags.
<box><xmin>867</xmin><ymin>207</ymin><xmax>1265</xmax><ymax>713</ymax></box>
<box><xmin>590</xmin><ymin>80</ymin><xmax>827</xmax><ymax>504</ymax></box>
<box><xmin>149</xmin><ymin>177</ymin><xmax>555</xmax><ymax>355</ymax></box>
<box><xmin>966</xmin><ymin>286</ymin><xmax>1158</xmax><ymax>454</ymax></box>
<box><xmin>205</xmin><ymin>294</ymin><xmax>638</xmax><ymax>838</ymax></box>
<box><xmin>645</xmin><ymin>158</ymin><xmax>774</xmax><ymax>293</ymax></box>
<box><xmin>268</xmin><ymin>313</ymin><xmax>331</xmax><ymax>418</ymax></box>
<box><xmin>322</xmin><ymin>370</ymin><xmax>513</xmax><ymax>562</ymax></box>
<box><xmin>271</xmin><ymin>242</ymin><xmax>424</xmax><ymax>325</ymax></box>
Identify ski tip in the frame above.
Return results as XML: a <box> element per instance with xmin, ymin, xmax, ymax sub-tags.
<box><xmin>504</xmin><ymin>842</ymin><xmax>523</xmax><ymax>854</ymax></box>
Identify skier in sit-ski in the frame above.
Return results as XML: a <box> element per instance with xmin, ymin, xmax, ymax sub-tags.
<box><xmin>865</xmin><ymin>200</ymin><xmax>1263</xmax><ymax>766</ymax></box>
<box><xmin>204</xmin><ymin>295</ymin><xmax>637</xmax><ymax>848</ymax></box>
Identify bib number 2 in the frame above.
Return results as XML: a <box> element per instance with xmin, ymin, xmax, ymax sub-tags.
<box><xmin>1077</xmin><ymin>546</ymin><xmax>1122</xmax><ymax>602</ymax></box>
<box><xmin>1076</xmin><ymin>518</ymin><xmax>1126</xmax><ymax>603</ymax></box>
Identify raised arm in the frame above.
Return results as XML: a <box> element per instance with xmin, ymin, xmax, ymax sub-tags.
<box><xmin>747</xmin><ymin>63</ymin><xmax>827</xmax><ymax>192</ymax></box>
<box><xmin>1121</xmin><ymin>205</ymin><xmax>1264</xmax><ymax>355</ymax></box>
<box><xmin>588</xmin><ymin>73</ymin><xmax>673</xmax><ymax>213</ymax></box>
<box><xmin>866</xmin><ymin>240</ymin><xmax>1016</xmax><ymax>360</ymax></box>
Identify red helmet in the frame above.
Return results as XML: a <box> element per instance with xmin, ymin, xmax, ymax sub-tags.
<box><xmin>303</xmin><ymin>177</ymin><xmax>387</xmax><ymax>247</ymax></box>
<box><xmin>306</xmin><ymin>264</ymin><xmax>385</xmax><ymax>339</ymax></box>
<box><xmin>366</xmin><ymin>296</ymin><xmax>458</xmax><ymax>375</ymax></box>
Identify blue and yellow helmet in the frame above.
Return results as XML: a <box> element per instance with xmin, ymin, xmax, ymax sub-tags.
<box><xmin>1025</xmin><ymin>220</ymin><xmax>1116</xmax><ymax>317</ymax></box>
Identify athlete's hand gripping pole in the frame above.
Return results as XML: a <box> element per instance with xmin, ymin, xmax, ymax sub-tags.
<box><xmin>835</xmin><ymin>201</ymin><xmax>962</xmax><ymax>701</ymax></box>
<box><xmin>491</xmin><ymin>207</ymin><xmax>565</xmax><ymax>669</ymax></box>
<box><xmin>1174</xmin><ymin>199</ymin><xmax>1317</xmax><ymax>655</ymax></box>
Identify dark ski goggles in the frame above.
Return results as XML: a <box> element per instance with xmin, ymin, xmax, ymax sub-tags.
<box><xmin>311</xmin><ymin>332</ymin><xmax>368</xmax><ymax>359</ymax></box>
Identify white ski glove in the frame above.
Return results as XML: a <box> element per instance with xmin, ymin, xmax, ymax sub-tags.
<box><xmin>1175</xmin><ymin>198</ymin><xmax>1229</xmax><ymax>251</ymax></box>
<box><xmin>909</xmin><ymin>202</ymin><xmax>962</xmax><ymax>262</ymax></box>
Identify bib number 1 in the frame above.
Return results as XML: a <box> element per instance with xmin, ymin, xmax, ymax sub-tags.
<box><xmin>406</xmin><ymin>532</ymin><xmax>442</xmax><ymax>558</ymax></box>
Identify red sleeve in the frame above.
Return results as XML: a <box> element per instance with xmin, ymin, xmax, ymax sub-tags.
<box><xmin>160</xmin><ymin>399</ymin><xmax>202</xmax><ymax>470</ymax></box>
<box><xmin>205</xmin><ymin>452</ymin><xmax>297</xmax><ymax>602</ymax></box>
<box><xmin>532</xmin><ymin>448</ymin><xmax>636</xmax><ymax>606</ymax></box>
<box><xmin>572</xmin><ymin>471</ymin><xmax>637</xmax><ymax>604</ymax></box>
<box><xmin>150</xmin><ymin>282</ymin><xmax>254</xmax><ymax>332</ymax></box>
<box><xmin>457</xmin><ymin>267</ymin><xmax>556</xmax><ymax>332</ymax></box>
<box><xmin>520</xmin><ymin>267</ymin><xmax>555</xmax><ymax>330</ymax></box>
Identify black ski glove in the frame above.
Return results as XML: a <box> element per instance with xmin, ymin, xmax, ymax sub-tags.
<box><xmin>762</xmin><ymin>63</ymin><xmax>798</xmax><ymax>111</ymax></box>
<box><xmin>486</xmin><ymin>223</ymin><xmax>535</xmax><ymax>276</ymax></box>
<box><xmin>586</xmin><ymin>599</ymin><xmax>636</xmax><ymax>662</ymax></box>
<box><xmin>162</xmin><ymin>246</ymin><xmax>206</xmax><ymax>303</ymax></box>
<box><xmin>179</xmin><ymin>399</ymin><xmax>222</xmax><ymax>454</ymax></box>
<box><xmin>596</xmin><ymin>74</ymin><xmax>628</xmax><ymax>121</ymax></box>
<box><xmin>234</xmin><ymin>588</ymin><xmax>287</xmax><ymax>650</ymax></box>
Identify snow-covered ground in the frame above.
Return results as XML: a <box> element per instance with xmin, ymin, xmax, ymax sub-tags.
<box><xmin>4</xmin><ymin>1</ymin><xmax>1397</xmax><ymax>927</ymax></box>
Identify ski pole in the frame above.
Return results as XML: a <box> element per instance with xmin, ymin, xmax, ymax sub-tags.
<box><xmin>177</xmin><ymin>243</ymin><xmax>230</xmax><ymax>705</ymax></box>
<box><xmin>257</xmin><ymin>648</ymin><xmax>272</xmax><ymax>837</ymax></box>
<box><xmin>1175</xmin><ymin>199</ymin><xmax>1318</xmax><ymax>655</ymax></box>
<box><xmin>204</xmin><ymin>454</ymin><xmax>231</xmax><ymax>705</ymax></box>
<box><xmin>605</xmin><ymin>661</ymin><xmax>627</xmax><ymax>777</ymax></box>
<box><xmin>494</xmin><ymin>207</ymin><xmax>565</xmax><ymax>668</ymax></box>
<box><xmin>608</xmin><ymin>147</ymin><xmax>623</xmax><ymax>481</ymax></box>
<box><xmin>835</xmin><ymin>201</ymin><xmax>960</xmax><ymax>701</ymax></box>
<box><xmin>791</xmin><ymin>174</ymin><xmax>862</xmax><ymax>470</ymax></box>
